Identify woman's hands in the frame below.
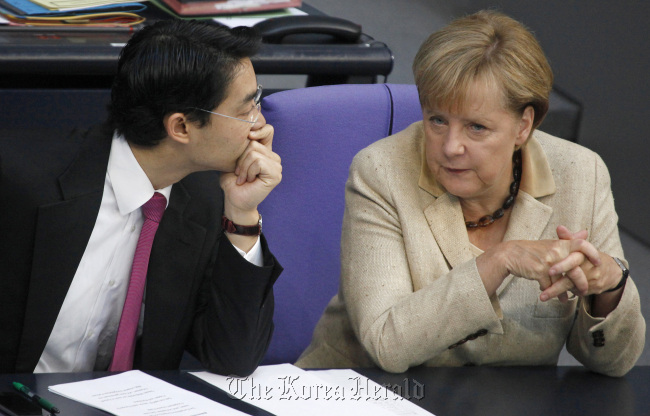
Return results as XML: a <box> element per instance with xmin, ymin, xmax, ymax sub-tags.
<box><xmin>504</xmin><ymin>232</ymin><xmax>600</xmax><ymax>293</ymax></box>
<box><xmin>540</xmin><ymin>226</ymin><xmax>625</xmax><ymax>315</ymax></box>
<box><xmin>478</xmin><ymin>225</ymin><xmax>622</xmax><ymax>305</ymax></box>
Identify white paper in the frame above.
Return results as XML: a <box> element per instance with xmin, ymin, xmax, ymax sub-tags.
<box><xmin>49</xmin><ymin>370</ymin><xmax>247</xmax><ymax>416</ymax></box>
<box><xmin>214</xmin><ymin>7</ymin><xmax>306</xmax><ymax>28</ymax></box>
<box><xmin>213</xmin><ymin>0</ymin><xmax>296</xmax><ymax>11</ymax></box>
<box><xmin>191</xmin><ymin>364</ymin><xmax>434</xmax><ymax>416</ymax></box>
<box><xmin>313</xmin><ymin>369</ymin><xmax>433</xmax><ymax>416</ymax></box>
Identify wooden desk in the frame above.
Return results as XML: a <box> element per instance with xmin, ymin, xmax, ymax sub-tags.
<box><xmin>2</xmin><ymin>366</ymin><xmax>648</xmax><ymax>415</ymax></box>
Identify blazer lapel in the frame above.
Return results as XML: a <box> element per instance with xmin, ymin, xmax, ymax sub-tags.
<box><xmin>16</xmin><ymin>128</ymin><xmax>111</xmax><ymax>372</ymax></box>
<box><xmin>497</xmin><ymin>191</ymin><xmax>553</xmax><ymax>295</ymax></box>
<box><xmin>423</xmin><ymin>192</ymin><xmax>474</xmax><ymax>268</ymax></box>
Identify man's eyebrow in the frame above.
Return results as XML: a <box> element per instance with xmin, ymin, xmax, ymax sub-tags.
<box><xmin>240</xmin><ymin>85</ymin><xmax>259</xmax><ymax>105</ymax></box>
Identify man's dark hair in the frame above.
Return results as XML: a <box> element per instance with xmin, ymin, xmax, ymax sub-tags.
<box><xmin>108</xmin><ymin>19</ymin><xmax>261</xmax><ymax>146</ymax></box>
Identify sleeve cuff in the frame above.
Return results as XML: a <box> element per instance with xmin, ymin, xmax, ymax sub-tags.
<box><xmin>232</xmin><ymin>236</ymin><xmax>263</xmax><ymax>267</ymax></box>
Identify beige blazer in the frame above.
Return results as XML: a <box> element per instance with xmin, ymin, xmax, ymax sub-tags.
<box><xmin>296</xmin><ymin>122</ymin><xmax>645</xmax><ymax>377</ymax></box>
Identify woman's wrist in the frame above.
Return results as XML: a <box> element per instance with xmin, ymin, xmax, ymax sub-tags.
<box><xmin>590</xmin><ymin>256</ymin><xmax>627</xmax><ymax>317</ymax></box>
<box><xmin>476</xmin><ymin>243</ymin><xmax>511</xmax><ymax>296</ymax></box>
<box><xmin>603</xmin><ymin>257</ymin><xmax>629</xmax><ymax>293</ymax></box>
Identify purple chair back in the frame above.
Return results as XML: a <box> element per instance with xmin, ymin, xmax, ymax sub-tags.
<box><xmin>389</xmin><ymin>83</ymin><xmax>422</xmax><ymax>133</ymax></box>
<box><xmin>259</xmin><ymin>84</ymin><xmax>422</xmax><ymax>364</ymax></box>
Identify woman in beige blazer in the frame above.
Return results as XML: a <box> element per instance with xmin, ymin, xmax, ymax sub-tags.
<box><xmin>296</xmin><ymin>10</ymin><xmax>645</xmax><ymax>377</ymax></box>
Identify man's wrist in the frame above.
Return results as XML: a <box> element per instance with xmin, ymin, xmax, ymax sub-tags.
<box><xmin>222</xmin><ymin>214</ymin><xmax>262</xmax><ymax>236</ymax></box>
<box><xmin>223</xmin><ymin>202</ymin><xmax>259</xmax><ymax>225</ymax></box>
<box><xmin>222</xmin><ymin>211</ymin><xmax>261</xmax><ymax>254</ymax></box>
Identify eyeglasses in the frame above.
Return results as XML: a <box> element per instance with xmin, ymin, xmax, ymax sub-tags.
<box><xmin>190</xmin><ymin>84</ymin><xmax>263</xmax><ymax>125</ymax></box>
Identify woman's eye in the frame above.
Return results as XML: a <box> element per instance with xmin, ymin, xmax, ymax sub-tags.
<box><xmin>430</xmin><ymin>116</ymin><xmax>445</xmax><ymax>125</ymax></box>
<box><xmin>469</xmin><ymin>123</ymin><xmax>486</xmax><ymax>132</ymax></box>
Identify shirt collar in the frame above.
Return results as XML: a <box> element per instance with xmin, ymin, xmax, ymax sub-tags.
<box><xmin>418</xmin><ymin>125</ymin><xmax>556</xmax><ymax>198</ymax></box>
<box><xmin>108</xmin><ymin>132</ymin><xmax>172</xmax><ymax>216</ymax></box>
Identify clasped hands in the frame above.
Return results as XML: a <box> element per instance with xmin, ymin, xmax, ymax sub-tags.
<box><xmin>503</xmin><ymin>225</ymin><xmax>621</xmax><ymax>303</ymax></box>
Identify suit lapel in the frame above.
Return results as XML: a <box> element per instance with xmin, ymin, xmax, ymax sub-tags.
<box><xmin>140</xmin><ymin>181</ymin><xmax>210</xmax><ymax>368</ymax></box>
<box><xmin>16</xmin><ymin>127</ymin><xmax>111</xmax><ymax>372</ymax></box>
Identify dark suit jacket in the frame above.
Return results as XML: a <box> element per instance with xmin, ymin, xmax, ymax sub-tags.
<box><xmin>0</xmin><ymin>124</ymin><xmax>282</xmax><ymax>375</ymax></box>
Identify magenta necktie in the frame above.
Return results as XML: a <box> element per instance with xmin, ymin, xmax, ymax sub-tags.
<box><xmin>109</xmin><ymin>192</ymin><xmax>167</xmax><ymax>371</ymax></box>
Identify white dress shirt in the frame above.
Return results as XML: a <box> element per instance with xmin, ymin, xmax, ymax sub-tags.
<box><xmin>35</xmin><ymin>133</ymin><xmax>262</xmax><ymax>373</ymax></box>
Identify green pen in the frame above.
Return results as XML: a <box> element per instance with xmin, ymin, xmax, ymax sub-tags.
<box><xmin>12</xmin><ymin>382</ymin><xmax>60</xmax><ymax>414</ymax></box>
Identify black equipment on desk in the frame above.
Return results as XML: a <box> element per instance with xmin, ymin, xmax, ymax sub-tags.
<box><xmin>0</xmin><ymin>4</ymin><xmax>393</xmax><ymax>89</ymax></box>
<box><xmin>253</xmin><ymin>15</ymin><xmax>389</xmax><ymax>86</ymax></box>
<box><xmin>255</xmin><ymin>15</ymin><xmax>361</xmax><ymax>44</ymax></box>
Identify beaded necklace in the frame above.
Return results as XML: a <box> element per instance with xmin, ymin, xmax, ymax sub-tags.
<box><xmin>465</xmin><ymin>149</ymin><xmax>522</xmax><ymax>229</ymax></box>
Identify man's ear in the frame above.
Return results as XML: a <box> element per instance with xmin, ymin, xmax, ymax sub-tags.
<box><xmin>164</xmin><ymin>112</ymin><xmax>191</xmax><ymax>145</ymax></box>
<box><xmin>515</xmin><ymin>105</ymin><xmax>535</xmax><ymax>147</ymax></box>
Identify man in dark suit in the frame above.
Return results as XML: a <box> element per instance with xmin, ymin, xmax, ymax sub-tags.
<box><xmin>0</xmin><ymin>19</ymin><xmax>282</xmax><ymax>376</ymax></box>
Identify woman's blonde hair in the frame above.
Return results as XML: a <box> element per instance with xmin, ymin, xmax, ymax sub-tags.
<box><xmin>413</xmin><ymin>10</ymin><xmax>553</xmax><ymax>131</ymax></box>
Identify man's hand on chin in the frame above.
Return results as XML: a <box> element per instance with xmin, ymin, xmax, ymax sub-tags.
<box><xmin>220</xmin><ymin>123</ymin><xmax>281</xmax><ymax>252</ymax></box>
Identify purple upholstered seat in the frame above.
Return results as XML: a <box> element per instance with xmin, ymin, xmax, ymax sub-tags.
<box><xmin>259</xmin><ymin>84</ymin><xmax>422</xmax><ymax>364</ymax></box>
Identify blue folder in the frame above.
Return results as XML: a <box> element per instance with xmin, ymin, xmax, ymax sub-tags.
<box><xmin>0</xmin><ymin>0</ymin><xmax>146</xmax><ymax>16</ymax></box>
